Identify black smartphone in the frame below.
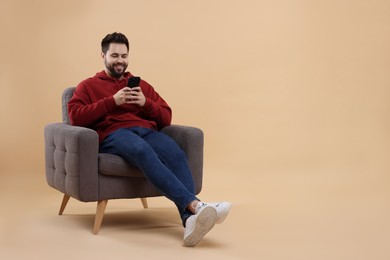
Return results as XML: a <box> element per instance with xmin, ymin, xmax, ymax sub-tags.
<box><xmin>127</xmin><ymin>76</ymin><xmax>141</xmax><ymax>88</ymax></box>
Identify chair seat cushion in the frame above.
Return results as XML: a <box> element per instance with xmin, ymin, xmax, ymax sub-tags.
<box><xmin>98</xmin><ymin>153</ymin><xmax>145</xmax><ymax>178</ymax></box>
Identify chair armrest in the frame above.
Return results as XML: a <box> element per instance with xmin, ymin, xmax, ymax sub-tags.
<box><xmin>44</xmin><ymin>123</ymin><xmax>99</xmax><ymax>202</ymax></box>
<box><xmin>161</xmin><ymin>125</ymin><xmax>204</xmax><ymax>194</ymax></box>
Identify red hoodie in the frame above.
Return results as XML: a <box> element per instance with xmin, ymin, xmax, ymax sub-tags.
<box><xmin>68</xmin><ymin>71</ymin><xmax>172</xmax><ymax>143</ymax></box>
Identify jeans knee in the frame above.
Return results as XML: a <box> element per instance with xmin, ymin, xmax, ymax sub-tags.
<box><xmin>122</xmin><ymin>143</ymin><xmax>152</xmax><ymax>165</ymax></box>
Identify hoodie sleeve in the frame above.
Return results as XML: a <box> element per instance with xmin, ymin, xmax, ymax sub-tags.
<box><xmin>141</xmin><ymin>82</ymin><xmax>172</xmax><ymax>129</ymax></box>
<box><xmin>68</xmin><ymin>82</ymin><xmax>117</xmax><ymax>127</ymax></box>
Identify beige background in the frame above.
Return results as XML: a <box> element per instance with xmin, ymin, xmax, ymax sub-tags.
<box><xmin>1</xmin><ymin>0</ymin><xmax>390</xmax><ymax>259</ymax></box>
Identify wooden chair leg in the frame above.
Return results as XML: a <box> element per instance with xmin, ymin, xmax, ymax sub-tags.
<box><xmin>93</xmin><ymin>200</ymin><xmax>108</xmax><ymax>235</ymax></box>
<box><xmin>140</xmin><ymin>198</ymin><xmax>148</xmax><ymax>209</ymax></box>
<box><xmin>58</xmin><ymin>194</ymin><xmax>70</xmax><ymax>215</ymax></box>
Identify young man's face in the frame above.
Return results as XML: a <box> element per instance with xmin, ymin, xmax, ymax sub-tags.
<box><xmin>102</xmin><ymin>43</ymin><xmax>129</xmax><ymax>79</ymax></box>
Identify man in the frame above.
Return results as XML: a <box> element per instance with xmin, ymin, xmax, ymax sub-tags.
<box><xmin>68</xmin><ymin>32</ymin><xmax>231</xmax><ymax>247</ymax></box>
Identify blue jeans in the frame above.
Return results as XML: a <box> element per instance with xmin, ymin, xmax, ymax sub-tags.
<box><xmin>99</xmin><ymin>127</ymin><xmax>197</xmax><ymax>226</ymax></box>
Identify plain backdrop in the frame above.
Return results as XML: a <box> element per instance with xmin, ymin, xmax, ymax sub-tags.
<box><xmin>1</xmin><ymin>1</ymin><xmax>390</xmax><ymax>259</ymax></box>
<box><xmin>1</xmin><ymin>0</ymin><xmax>390</xmax><ymax>175</ymax></box>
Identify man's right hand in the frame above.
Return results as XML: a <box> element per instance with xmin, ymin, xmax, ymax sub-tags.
<box><xmin>113</xmin><ymin>87</ymin><xmax>132</xmax><ymax>106</ymax></box>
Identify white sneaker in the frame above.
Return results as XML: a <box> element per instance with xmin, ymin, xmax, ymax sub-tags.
<box><xmin>183</xmin><ymin>202</ymin><xmax>217</xmax><ymax>247</ymax></box>
<box><xmin>204</xmin><ymin>202</ymin><xmax>231</xmax><ymax>224</ymax></box>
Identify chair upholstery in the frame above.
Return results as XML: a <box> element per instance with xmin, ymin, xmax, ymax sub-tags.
<box><xmin>44</xmin><ymin>87</ymin><xmax>204</xmax><ymax>233</ymax></box>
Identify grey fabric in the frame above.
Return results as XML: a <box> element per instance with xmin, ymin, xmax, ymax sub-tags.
<box><xmin>62</xmin><ymin>87</ymin><xmax>75</xmax><ymax>124</ymax></box>
<box><xmin>45</xmin><ymin>123</ymin><xmax>99</xmax><ymax>201</ymax></box>
<box><xmin>98</xmin><ymin>153</ymin><xmax>143</xmax><ymax>177</ymax></box>
<box><xmin>98</xmin><ymin>174</ymin><xmax>162</xmax><ymax>200</ymax></box>
<box><xmin>44</xmin><ymin>87</ymin><xmax>204</xmax><ymax>203</ymax></box>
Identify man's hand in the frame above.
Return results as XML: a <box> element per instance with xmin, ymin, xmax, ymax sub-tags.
<box><xmin>126</xmin><ymin>87</ymin><xmax>146</xmax><ymax>107</ymax></box>
<box><xmin>113</xmin><ymin>87</ymin><xmax>146</xmax><ymax>107</ymax></box>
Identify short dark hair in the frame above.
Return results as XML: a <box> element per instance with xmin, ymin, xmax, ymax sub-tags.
<box><xmin>101</xmin><ymin>32</ymin><xmax>129</xmax><ymax>54</ymax></box>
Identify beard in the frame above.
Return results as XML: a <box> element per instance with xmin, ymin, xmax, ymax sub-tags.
<box><xmin>104</xmin><ymin>60</ymin><xmax>128</xmax><ymax>78</ymax></box>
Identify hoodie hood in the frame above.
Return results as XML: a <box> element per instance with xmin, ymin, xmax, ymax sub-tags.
<box><xmin>96</xmin><ymin>70</ymin><xmax>134</xmax><ymax>82</ymax></box>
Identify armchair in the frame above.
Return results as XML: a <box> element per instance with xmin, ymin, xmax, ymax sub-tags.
<box><xmin>44</xmin><ymin>87</ymin><xmax>204</xmax><ymax>234</ymax></box>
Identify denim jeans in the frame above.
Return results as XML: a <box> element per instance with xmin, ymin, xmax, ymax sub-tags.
<box><xmin>99</xmin><ymin>127</ymin><xmax>197</xmax><ymax>226</ymax></box>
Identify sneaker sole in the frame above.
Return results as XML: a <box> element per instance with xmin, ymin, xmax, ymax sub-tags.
<box><xmin>183</xmin><ymin>207</ymin><xmax>217</xmax><ymax>247</ymax></box>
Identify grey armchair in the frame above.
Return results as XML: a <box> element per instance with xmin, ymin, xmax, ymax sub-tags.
<box><xmin>44</xmin><ymin>87</ymin><xmax>204</xmax><ymax>234</ymax></box>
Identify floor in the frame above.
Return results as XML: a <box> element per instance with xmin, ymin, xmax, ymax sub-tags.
<box><xmin>1</xmin><ymin>164</ymin><xmax>389</xmax><ymax>260</ymax></box>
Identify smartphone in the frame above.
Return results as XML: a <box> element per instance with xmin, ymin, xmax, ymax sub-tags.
<box><xmin>127</xmin><ymin>76</ymin><xmax>141</xmax><ymax>88</ymax></box>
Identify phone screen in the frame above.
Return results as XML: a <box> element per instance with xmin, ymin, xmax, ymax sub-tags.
<box><xmin>127</xmin><ymin>76</ymin><xmax>141</xmax><ymax>88</ymax></box>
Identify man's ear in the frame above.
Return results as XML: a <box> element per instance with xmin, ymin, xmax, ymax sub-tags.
<box><xmin>101</xmin><ymin>52</ymin><xmax>105</xmax><ymax>59</ymax></box>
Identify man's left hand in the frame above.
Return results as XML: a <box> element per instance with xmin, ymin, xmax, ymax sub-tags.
<box><xmin>125</xmin><ymin>87</ymin><xmax>146</xmax><ymax>107</ymax></box>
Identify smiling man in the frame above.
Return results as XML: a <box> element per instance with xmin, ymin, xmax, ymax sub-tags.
<box><xmin>102</xmin><ymin>41</ymin><xmax>128</xmax><ymax>78</ymax></box>
<box><xmin>67</xmin><ymin>32</ymin><xmax>231</xmax><ymax>247</ymax></box>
